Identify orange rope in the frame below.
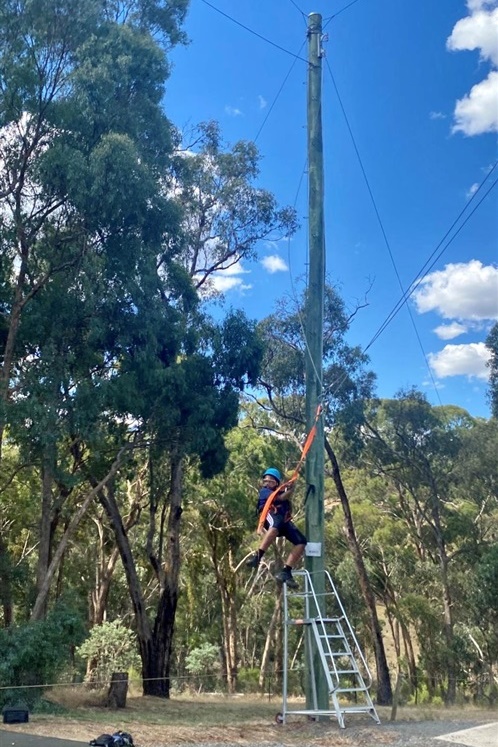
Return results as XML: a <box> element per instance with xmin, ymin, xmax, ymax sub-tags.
<box><xmin>257</xmin><ymin>405</ymin><xmax>322</xmax><ymax>532</ymax></box>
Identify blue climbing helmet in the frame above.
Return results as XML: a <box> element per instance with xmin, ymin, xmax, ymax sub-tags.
<box><xmin>263</xmin><ymin>467</ymin><xmax>282</xmax><ymax>483</ymax></box>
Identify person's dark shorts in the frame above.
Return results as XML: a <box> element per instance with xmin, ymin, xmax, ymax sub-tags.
<box><xmin>264</xmin><ymin>511</ymin><xmax>307</xmax><ymax>546</ymax></box>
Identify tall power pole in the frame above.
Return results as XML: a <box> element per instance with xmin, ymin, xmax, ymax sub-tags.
<box><xmin>304</xmin><ymin>12</ymin><xmax>328</xmax><ymax>713</ymax></box>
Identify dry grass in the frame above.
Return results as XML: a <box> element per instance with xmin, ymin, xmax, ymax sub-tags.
<box><xmin>1</xmin><ymin>690</ymin><xmax>496</xmax><ymax>747</ymax></box>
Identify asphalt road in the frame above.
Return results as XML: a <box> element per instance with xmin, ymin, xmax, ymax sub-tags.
<box><xmin>434</xmin><ymin>722</ymin><xmax>498</xmax><ymax>747</ymax></box>
<box><xmin>0</xmin><ymin>733</ymin><xmax>88</xmax><ymax>747</ymax></box>
<box><xmin>1</xmin><ymin>721</ymin><xmax>497</xmax><ymax>747</ymax></box>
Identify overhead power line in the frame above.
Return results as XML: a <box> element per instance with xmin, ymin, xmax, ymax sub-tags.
<box><xmin>324</xmin><ymin>57</ymin><xmax>444</xmax><ymax>404</ymax></box>
<box><xmin>254</xmin><ymin>40</ymin><xmax>306</xmax><ymax>143</ymax></box>
<box><xmin>366</xmin><ymin>169</ymin><xmax>498</xmax><ymax>351</ymax></box>
<box><xmin>199</xmin><ymin>0</ymin><xmax>309</xmax><ymax>63</ymax></box>
<box><xmin>287</xmin><ymin>0</ymin><xmax>307</xmax><ymax>22</ymax></box>
<box><xmin>324</xmin><ymin>0</ymin><xmax>364</xmax><ymax>28</ymax></box>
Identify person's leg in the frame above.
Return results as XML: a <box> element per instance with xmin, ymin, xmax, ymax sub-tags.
<box><xmin>285</xmin><ymin>542</ymin><xmax>305</xmax><ymax>568</ymax></box>
<box><xmin>246</xmin><ymin>514</ymin><xmax>281</xmax><ymax>568</ymax></box>
<box><xmin>275</xmin><ymin>523</ymin><xmax>307</xmax><ymax>587</ymax></box>
<box><xmin>260</xmin><ymin>527</ymin><xmax>278</xmax><ymax>551</ymax></box>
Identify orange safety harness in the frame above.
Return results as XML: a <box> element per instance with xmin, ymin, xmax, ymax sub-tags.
<box><xmin>257</xmin><ymin>405</ymin><xmax>323</xmax><ymax>533</ymax></box>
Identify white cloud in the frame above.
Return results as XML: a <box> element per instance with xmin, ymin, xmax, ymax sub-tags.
<box><xmin>211</xmin><ymin>260</ymin><xmax>252</xmax><ymax>292</ymax></box>
<box><xmin>258</xmin><ymin>95</ymin><xmax>267</xmax><ymax>109</ymax></box>
<box><xmin>261</xmin><ymin>255</ymin><xmax>288</xmax><ymax>273</ymax></box>
<box><xmin>452</xmin><ymin>70</ymin><xmax>498</xmax><ymax>135</ymax></box>
<box><xmin>211</xmin><ymin>275</ymin><xmax>251</xmax><ymax>293</ymax></box>
<box><xmin>447</xmin><ymin>3</ymin><xmax>498</xmax><ymax>134</ymax></box>
<box><xmin>447</xmin><ymin>7</ymin><xmax>498</xmax><ymax>65</ymax></box>
<box><xmin>428</xmin><ymin>342</ymin><xmax>491</xmax><ymax>380</ymax></box>
<box><xmin>430</xmin><ymin>111</ymin><xmax>446</xmax><ymax>120</ymax></box>
<box><xmin>413</xmin><ymin>260</ymin><xmax>498</xmax><ymax>321</ymax></box>
<box><xmin>433</xmin><ymin>322</ymin><xmax>469</xmax><ymax>340</ymax></box>
<box><xmin>225</xmin><ymin>105</ymin><xmax>243</xmax><ymax>117</ymax></box>
<box><xmin>466</xmin><ymin>182</ymin><xmax>480</xmax><ymax>198</ymax></box>
<box><xmin>467</xmin><ymin>1</ymin><xmax>498</xmax><ymax>11</ymax></box>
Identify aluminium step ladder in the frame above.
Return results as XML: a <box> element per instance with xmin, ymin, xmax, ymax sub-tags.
<box><xmin>279</xmin><ymin>568</ymin><xmax>380</xmax><ymax>729</ymax></box>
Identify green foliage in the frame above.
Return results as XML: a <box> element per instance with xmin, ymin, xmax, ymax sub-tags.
<box><xmin>0</xmin><ymin>603</ymin><xmax>85</xmax><ymax>708</ymax></box>
<box><xmin>184</xmin><ymin>643</ymin><xmax>220</xmax><ymax>692</ymax></box>
<box><xmin>236</xmin><ymin>667</ymin><xmax>260</xmax><ymax>693</ymax></box>
<box><xmin>76</xmin><ymin>620</ymin><xmax>141</xmax><ymax>685</ymax></box>
<box><xmin>485</xmin><ymin>322</ymin><xmax>498</xmax><ymax>417</ymax></box>
<box><xmin>185</xmin><ymin>642</ymin><xmax>220</xmax><ymax>676</ymax></box>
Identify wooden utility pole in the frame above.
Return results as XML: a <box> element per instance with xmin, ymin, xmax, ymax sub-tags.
<box><xmin>304</xmin><ymin>11</ymin><xmax>328</xmax><ymax>714</ymax></box>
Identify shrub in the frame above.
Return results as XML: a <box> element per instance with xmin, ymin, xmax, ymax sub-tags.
<box><xmin>76</xmin><ymin>620</ymin><xmax>140</xmax><ymax>686</ymax></box>
<box><xmin>0</xmin><ymin>603</ymin><xmax>85</xmax><ymax>708</ymax></box>
<box><xmin>184</xmin><ymin>643</ymin><xmax>220</xmax><ymax>692</ymax></box>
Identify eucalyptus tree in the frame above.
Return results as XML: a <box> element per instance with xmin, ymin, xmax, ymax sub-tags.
<box><xmin>360</xmin><ymin>392</ymin><xmax>480</xmax><ymax>703</ymax></box>
<box><xmin>0</xmin><ymin>0</ymin><xmax>189</xmax><ymax>603</ymax></box>
<box><xmin>0</xmin><ymin>0</ymin><xmax>188</xmax><ymax>460</ymax></box>
<box><xmin>256</xmin><ymin>283</ymin><xmax>393</xmax><ymax>705</ymax></box>
<box><xmin>0</xmin><ymin>0</ymin><xmax>192</xmax><ymax>688</ymax></box>
<box><xmin>169</xmin><ymin>121</ymin><xmax>298</xmax><ymax>293</ymax></box>
<box><xmin>485</xmin><ymin>322</ymin><xmax>498</xmax><ymax>418</ymax></box>
<box><xmin>452</xmin><ymin>417</ymin><xmax>498</xmax><ymax>696</ymax></box>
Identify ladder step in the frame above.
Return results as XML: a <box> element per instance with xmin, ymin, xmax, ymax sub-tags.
<box><xmin>335</xmin><ymin>686</ymin><xmax>370</xmax><ymax>694</ymax></box>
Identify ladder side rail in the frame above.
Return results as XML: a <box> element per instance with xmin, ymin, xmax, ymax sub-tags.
<box><xmin>306</xmin><ymin>623</ymin><xmax>319</xmax><ymax>711</ymax></box>
<box><xmin>302</xmin><ymin>569</ymin><xmax>313</xmax><ymax>620</ymax></box>
<box><xmin>282</xmin><ymin>585</ymin><xmax>290</xmax><ymax>721</ymax></box>
<box><xmin>323</xmin><ymin>570</ymin><xmax>374</xmax><ymax>689</ymax></box>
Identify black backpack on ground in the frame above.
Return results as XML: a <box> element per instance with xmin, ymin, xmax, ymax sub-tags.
<box><xmin>89</xmin><ymin>736</ymin><xmax>113</xmax><ymax>747</ymax></box>
<box><xmin>90</xmin><ymin>732</ymin><xmax>134</xmax><ymax>747</ymax></box>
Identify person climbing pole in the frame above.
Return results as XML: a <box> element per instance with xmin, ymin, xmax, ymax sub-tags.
<box><xmin>246</xmin><ymin>467</ymin><xmax>307</xmax><ymax>589</ymax></box>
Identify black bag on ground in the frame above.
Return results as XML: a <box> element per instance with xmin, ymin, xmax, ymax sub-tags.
<box><xmin>112</xmin><ymin>732</ymin><xmax>134</xmax><ymax>747</ymax></box>
<box><xmin>90</xmin><ymin>730</ymin><xmax>134</xmax><ymax>747</ymax></box>
<box><xmin>89</xmin><ymin>735</ymin><xmax>114</xmax><ymax>747</ymax></box>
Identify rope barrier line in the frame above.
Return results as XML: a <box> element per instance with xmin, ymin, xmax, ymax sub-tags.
<box><xmin>0</xmin><ymin>668</ymin><xmax>482</xmax><ymax>693</ymax></box>
<box><xmin>0</xmin><ymin>667</ymin><xmax>309</xmax><ymax>692</ymax></box>
<box><xmin>257</xmin><ymin>404</ymin><xmax>323</xmax><ymax>532</ymax></box>
<box><xmin>0</xmin><ymin>674</ymin><xmax>218</xmax><ymax>692</ymax></box>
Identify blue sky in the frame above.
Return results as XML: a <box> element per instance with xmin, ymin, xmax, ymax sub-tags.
<box><xmin>166</xmin><ymin>0</ymin><xmax>498</xmax><ymax>419</ymax></box>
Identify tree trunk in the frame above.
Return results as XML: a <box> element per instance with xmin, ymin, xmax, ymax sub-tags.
<box><xmin>147</xmin><ymin>454</ymin><xmax>183</xmax><ymax>698</ymax></box>
<box><xmin>211</xmin><ymin>542</ymin><xmax>238</xmax><ymax>694</ymax></box>
<box><xmin>97</xmin><ymin>480</ymin><xmax>159</xmax><ymax>695</ymax></box>
<box><xmin>36</xmin><ymin>459</ymin><xmax>54</xmax><ymax>615</ymax></box>
<box><xmin>427</xmin><ymin>478</ymin><xmax>456</xmax><ymax>705</ymax></box>
<box><xmin>107</xmin><ymin>672</ymin><xmax>128</xmax><ymax>708</ymax></box>
<box><xmin>259</xmin><ymin>597</ymin><xmax>281</xmax><ymax>690</ymax></box>
<box><xmin>325</xmin><ymin>436</ymin><xmax>392</xmax><ymax>705</ymax></box>
<box><xmin>90</xmin><ymin>515</ymin><xmax>126</xmax><ymax>626</ymax></box>
<box><xmin>31</xmin><ymin>446</ymin><xmax>130</xmax><ymax>621</ymax></box>
<box><xmin>0</xmin><ymin>534</ymin><xmax>13</xmax><ymax>627</ymax></box>
<box><xmin>400</xmin><ymin>618</ymin><xmax>418</xmax><ymax>692</ymax></box>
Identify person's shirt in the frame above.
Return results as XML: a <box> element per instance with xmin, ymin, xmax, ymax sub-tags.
<box><xmin>256</xmin><ymin>485</ymin><xmax>292</xmax><ymax>515</ymax></box>
<box><xmin>257</xmin><ymin>485</ymin><xmax>274</xmax><ymax>513</ymax></box>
